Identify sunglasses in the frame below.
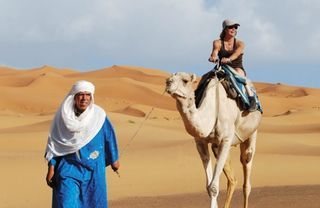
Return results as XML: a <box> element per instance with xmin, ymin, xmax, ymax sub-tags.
<box><xmin>226</xmin><ymin>25</ymin><xmax>238</xmax><ymax>30</ymax></box>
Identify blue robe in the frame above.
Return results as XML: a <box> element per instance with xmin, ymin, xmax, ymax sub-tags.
<box><xmin>49</xmin><ymin>117</ymin><xmax>119</xmax><ymax>208</ymax></box>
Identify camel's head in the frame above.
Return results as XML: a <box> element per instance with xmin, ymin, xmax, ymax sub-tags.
<box><xmin>165</xmin><ymin>72</ymin><xmax>197</xmax><ymax>99</ymax></box>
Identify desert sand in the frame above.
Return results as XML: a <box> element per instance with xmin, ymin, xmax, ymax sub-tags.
<box><xmin>0</xmin><ymin>65</ymin><xmax>319</xmax><ymax>208</ymax></box>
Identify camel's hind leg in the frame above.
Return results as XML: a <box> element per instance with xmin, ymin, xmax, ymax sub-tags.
<box><xmin>240</xmin><ymin>132</ymin><xmax>257</xmax><ymax>208</ymax></box>
<box><xmin>212</xmin><ymin>145</ymin><xmax>237</xmax><ymax>208</ymax></box>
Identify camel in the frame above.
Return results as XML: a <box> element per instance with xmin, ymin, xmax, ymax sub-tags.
<box><xmin>165</xmin><ymin>71</ymin><xmax>262</xmax><ymax>208</ymax></box>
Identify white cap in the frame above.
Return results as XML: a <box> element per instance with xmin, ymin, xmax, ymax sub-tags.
<box><xmin>222</xmin><ymin>19</ymin><xmax>240</xmax><ymax>29</ymax></box>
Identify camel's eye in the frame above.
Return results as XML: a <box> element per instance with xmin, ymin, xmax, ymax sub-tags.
<box><xmin>182</xmin><ymin>79</ymin><xmax>188</xmax><ymax>84</ymax></box>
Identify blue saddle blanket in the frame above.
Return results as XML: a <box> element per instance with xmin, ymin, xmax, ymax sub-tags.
<box><xmin>220</xmin><ymin>65</ymin><xmax>263</xmax><ymax>113</ymax></box>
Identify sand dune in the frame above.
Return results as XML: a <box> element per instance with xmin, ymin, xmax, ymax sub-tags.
<box><xmin>67</xmin><ymin>65</ymin><xmax>168</xmax><ymax>85</ymax></box>
<box><xmin>0</xmin><ymin>65</ymin><xmax>319</xmax><ymax>208</ymax></box>
<box><xmin>110</xmin><ymin>185</ymin><xmax>320</xmax><ymax>208</ymax></box>
<box><xmin>114</xmin><ymin>106</ymin><xmax>146</xmax><ymax>117</ymax></box>
<box><xmin>256</xmin><ymin>82</ymin><xmax>310</xmax><ymax>97</ymax></box>
<box><xmin>0</xmin><ymin>120</ymin><xmax>51</xmax><ymax>133</ymax></box>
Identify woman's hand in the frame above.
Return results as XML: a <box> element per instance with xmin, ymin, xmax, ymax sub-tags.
<box><xmin>221</xmin><ymin>57</ymin><xmax>232</xmax><ymax>64</ymax></box>
<box><xmin>208</xmin><ymin>56</ymin><xmax>218</xmax><ymax>63</ymax></box>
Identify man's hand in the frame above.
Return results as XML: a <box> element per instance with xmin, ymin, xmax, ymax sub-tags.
<box><xmin>46</xmin><ymin>165</ymin><xmax>55</xmax><ymax>188</ymax></box>
<box><xmin>111</xmin><ymin>161</ymin><xmax>120</xmax><ymax>177</ymax></box>
<box><xmin>111</xmin><ymin>160</ymin><xmax>120</xmax><ymax>172</ymax></box>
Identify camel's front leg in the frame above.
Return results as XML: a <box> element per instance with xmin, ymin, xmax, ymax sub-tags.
<box><xmin>195</xmin><ymin>140</ymin><xmax>217</xmax><ymax>208</ymax></box>
<box><xmin>195</xmin><ymin>140</ymin><xmax>213</xmax><ymax>192</ymax></box>
<box><xmin>212</xmin><ymin>146</ymin><xmax>237</xmax><ymax>208</ymax></box>
<box><xmin>208</xmin><ymin>136</ymin><xmax>233</xmax><ymax>207</ymax></box>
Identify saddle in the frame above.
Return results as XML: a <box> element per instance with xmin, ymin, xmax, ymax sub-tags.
<box><xmin>195</xmin><ymin>65</ymin><xmax>263</xmax><ymax>113</ymax></box>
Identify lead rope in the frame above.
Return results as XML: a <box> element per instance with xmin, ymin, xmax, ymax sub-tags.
<box><xmin>115</xmin><ymin>89</ymin><xmax>167</xmax><ymax>177</ymax></box>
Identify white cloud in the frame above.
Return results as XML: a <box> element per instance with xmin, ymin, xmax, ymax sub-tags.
<box><xmin>0</xmin><ymin>0</ymin><xmax>319</xmax><ymax>83</ymax></box>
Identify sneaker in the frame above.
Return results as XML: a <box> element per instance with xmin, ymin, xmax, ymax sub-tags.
<box><xmin>248</xmin><ymin>96</ymin><xmax>257</xmax><ymax>112</ymax></box>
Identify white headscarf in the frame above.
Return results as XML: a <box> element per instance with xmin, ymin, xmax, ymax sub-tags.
<box><xmin>45</xmin><ymin>80</ymin><xmax>106</xmax><ymax>161</ymax></box>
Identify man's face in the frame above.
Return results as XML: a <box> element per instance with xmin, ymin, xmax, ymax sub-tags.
<box><xmin>74</xmin><ymin>91</ymin><xmax>92</xmax><ymax>112</ymax></box>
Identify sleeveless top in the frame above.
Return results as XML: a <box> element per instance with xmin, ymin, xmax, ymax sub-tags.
<box><xmin>218</xmin><ymin>38</ymin><xmax>245</xmax><ymax>71</ymax></box>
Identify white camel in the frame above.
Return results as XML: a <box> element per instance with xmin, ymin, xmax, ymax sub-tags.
<box><xmin>165</xmin><ymin>71</ymin><xmax>262</xmax><ymax>208</ymax></box>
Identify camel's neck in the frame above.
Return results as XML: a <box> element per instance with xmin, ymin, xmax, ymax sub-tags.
<box><xmin>176</xmin><ymin>79</ymin><xmax>220</xmax><ymax>138</ymax></box>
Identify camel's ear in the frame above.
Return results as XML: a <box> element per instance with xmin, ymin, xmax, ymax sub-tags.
<box><xmin>191</xmin><ymin>73</ymin><xmax>197</xmax><ymax>83</ymax></box>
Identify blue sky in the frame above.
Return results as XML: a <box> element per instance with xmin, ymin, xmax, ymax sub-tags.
<box><xmin>0</xmin><ymin>0</ymin><xmax>319</xmax><ymax>88</ymax></box>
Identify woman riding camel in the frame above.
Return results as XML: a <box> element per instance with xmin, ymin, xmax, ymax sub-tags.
<box><xmin>208</xmin><ymin>19</ymin><xmax>257</xmax><ymax>112</ymax></box>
